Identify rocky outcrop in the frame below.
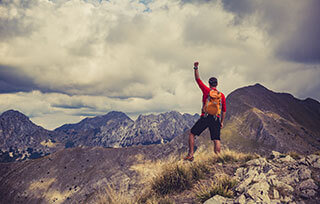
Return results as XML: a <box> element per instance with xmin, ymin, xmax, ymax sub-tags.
<box><xmin>204</xmin><ymin>151</ymin><xmax>320</xmax><ymax>204</ymax></box>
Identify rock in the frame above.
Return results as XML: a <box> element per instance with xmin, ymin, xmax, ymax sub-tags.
<box><xmin>298</xmin><ymin>179</ymin><xmax>318</xmax><ymax>191</ymax></box>
<box><xmin>273</xmin><ymin>189</ymin><xmax>280</xmax><ymax>199</ymax></box>
<box><xmin>298</xmin><ymin>167</ymin><xmax>312</xmax><ymax>180</ymax></box>
<box><xmin>270</xmin><ymin>199</ymin><xmax>281</xmax><ymax>204</ymax></box>
<box><xmin>271</xmin><ymin>180</ymin><xmax>294</xmax><ymax>193</ymax></box>
<box><xmin>279</xmin><ymin>155</ymin><xmax>296</xmax><ymax>163</ymax></box>
<box><xmin>306</xmin><ymin>155</ymin><xmax>319</xmax><ymax>165</ymax></box>
<box><xmin>281</xmin><ymin>195</ymin><xmax>293</xmax><ymax>203</ymax></box>
<box><xmin>297</xmin><ymin>178</ymin><xmax>318</xmax><ymax>198</ymax></box>
<box><xmin>246</xmin><ymin>180</ymin><xmax>270</xmax><ymax>203</ymax></box>
<box><xmin>280</xmin><ymin>170</ymin><xmax>299</xmax><ymax>185</ymax></box>
<box><xmin>235</xmin><ymin>168</ymin><xmax>259</xmax><ymax>193</ymax></box>
<box><xmin>252</xmin><ymin>172</ymin><xmax>266</xmax><ymax>183</ymax></box>
<box><xmin>235</xmin><ymin>167</ymin><xmax>245</xmax><ymax>178</ymax></box>
<box><xmin>246</xmin><ymin>158</ymin><xmax>268</xmax><ymax>167</ymax></box>
<box><xmin>235</xmin><ymin>194</ymin><xmax>246</xmax><ymax>204</ymax></box>
<box><xmin>269</xmin><ymin>151</ymin><xmax>283</xmax><ymax>160</ymax></box>
<box><xmin>204</xmin><ymin>195</ymin><xmax>233</xmax><ymax>204</ymax></box>
<box><xmin>300</xmin><ymin>189</ymin><xmax>317</xmax><ymax>198</ymax></box>
<box><xmin>298</xmin><ymin>158</ymin><xmax>308</xmax><ymax>166</ymax></box>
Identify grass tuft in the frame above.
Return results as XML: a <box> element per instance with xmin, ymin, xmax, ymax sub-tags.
<box><xmin>94</xmin><ymin>185</ymin><xmax>131</xmax><ymax>204</ymax></box>
<box><xmin>216</xmin><ymin>149</ymin><xmax>258</xmax><ymax>164</ymax></box>
<box><xmin>195</xmin><ymin>174</ymin><xmax>238</xmax><ymax>203</ymax></box>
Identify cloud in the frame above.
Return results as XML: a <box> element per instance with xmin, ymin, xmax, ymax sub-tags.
<box><xmin>0</xmin><ymin>0</ymin><xmax>319</xmax><ymax>129</ymax></box>
<box><xmin>220</xmin><ymin>0</ymin><xmax>320</xmax><ymax>64</ymax></box>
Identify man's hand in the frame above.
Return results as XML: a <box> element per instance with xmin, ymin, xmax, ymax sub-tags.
<box><xmin>220</xmin><ymin>122</ymin><xmax>224</xmax><ymax>129</ymax></box>
<box><xmin>194</xmin><ymin>62</ymin><xmax>199</xmax><ymax>69</ymax></box>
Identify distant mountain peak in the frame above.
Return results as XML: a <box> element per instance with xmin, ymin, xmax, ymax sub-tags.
<box><xmin>0</xmin><ymin>109</ymin><xmax>30</xmax><ymax>122</ymax></box>
<box><xmin>103</xmin><ymin>111</ymin><xmax>131</xmax><ymax>119</ymax></box>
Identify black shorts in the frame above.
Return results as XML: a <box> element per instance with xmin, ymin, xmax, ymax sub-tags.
<box><xmin>191</xmin><ymin>115</ymin><xmax>221</xmax><ymax>140</ymax></box>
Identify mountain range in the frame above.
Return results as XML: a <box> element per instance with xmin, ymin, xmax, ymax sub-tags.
<box><xmin>0</xmin><ymin>83</ymin><xmax>320</xmax><ymax>203</ymax></box>
<box><xmin>0</xmin><ymin>109</ymin><xmax>199</xmax><ymax>162</ymax></box>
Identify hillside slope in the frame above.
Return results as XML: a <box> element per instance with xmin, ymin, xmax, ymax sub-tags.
<box><xmin>221</xmin><ymin>83</ymin><xmax>320</xmax><ymax>154</ymax></box>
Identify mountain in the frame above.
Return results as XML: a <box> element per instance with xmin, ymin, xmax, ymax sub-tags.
<box><xmin>0</xmin><ymin>110</ymin><xmax>64</xmax><ymax>162</ymax></box>
<box><xmin>1</xmin><ymin>83</ymin><xmax>320</xmax><ymax>203</ymax></box>
<box><xmin>55</xmin><ymin>111</ymin><xmax>199</xmax><ymax>148</ymax></box>
<box><xmin>0</xmin><ymin>140</ymin><xmax>188</xmax><ymax>204</ymax></box>
<box><xmin>221</xmin><ymin>83</ymin><xmax>320</xmax><ymax>154</ymax></box>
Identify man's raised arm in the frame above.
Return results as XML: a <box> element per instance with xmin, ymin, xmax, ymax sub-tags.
<box><xmin>194</xmin><ymin>61</ymin><xmax>200</xmax><ymax>80</ymax></box>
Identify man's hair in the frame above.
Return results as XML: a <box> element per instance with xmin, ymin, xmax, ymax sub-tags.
<box><xmin>209</xmin><ymin>77</ymin><xmax>218</xmax><ymax>87</ymax></box>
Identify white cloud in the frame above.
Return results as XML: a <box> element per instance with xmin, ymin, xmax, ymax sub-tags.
<box><xmin>0</xmin><ymin>0</ymin><xmax>319</xmax><ymax>129</ymax></box>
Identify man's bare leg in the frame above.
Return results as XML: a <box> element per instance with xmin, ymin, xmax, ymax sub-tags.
<box><xmin>213</xmin><ymin>140</ymin><xmax>221</xmax><ymax>154</ymax></box>
<box><xmin>188</xmin><ymin>132</ymin><xmax>195</xmax><ymax>156</ymax></box>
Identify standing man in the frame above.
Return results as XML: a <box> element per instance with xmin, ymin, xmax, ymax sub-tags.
<box><xmin>184</xmin><ymin>62</ymin><xmax>226</xmax><ymax>161</ymax></box>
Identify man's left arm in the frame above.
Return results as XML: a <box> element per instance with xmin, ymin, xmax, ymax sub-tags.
<box><xmin>220</xmin><ymin>93</ymin><xmax>227</xmax><ymax>128</ymax></box>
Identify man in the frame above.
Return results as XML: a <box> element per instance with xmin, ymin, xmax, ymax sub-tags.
<box><xmin>184</xmin><ymin>62</ymin><xmax>226</xmax><ymax>161</ymax></box>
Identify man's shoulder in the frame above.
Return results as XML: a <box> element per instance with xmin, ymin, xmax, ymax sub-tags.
<box><xmin>219</xmin><ymin>91</ymin><xmax>226</xmax><ymax>99</ymax></box>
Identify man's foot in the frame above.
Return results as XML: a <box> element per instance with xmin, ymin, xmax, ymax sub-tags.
<box><xmin>184</xmin><ymin>155</ymin><xmax>194</xmax><ymax>162</ymax></box>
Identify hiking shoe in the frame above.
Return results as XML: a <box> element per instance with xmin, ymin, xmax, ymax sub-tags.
<box><xmin>184</xmin><ymin>155</ymin><xmax>194</xmax><ymax>162</ymax></box>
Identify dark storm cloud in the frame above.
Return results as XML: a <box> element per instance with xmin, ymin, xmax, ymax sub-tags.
<box><xmin>276</xmin><ymin>1</ymin><xmax>320</xmax><ymax>64</ymax></box>
<box><xmin>51</xmin><ymin>103</ymin><xmax>94</xmax><ymax>110</ymax></box>
<box><xmin>0</xmin><ymin>65</ymin><xmax>38</xmax><ymax>93</ymax></box>
<box><xmin>0</xmin><ymin>65</ymin><xmax>68</xmax><ymax>94</ymax></box>
<box><xmin>219</xmin><ymin>0</ymin><xmax>320</xmax><ymax>64</ymax></box>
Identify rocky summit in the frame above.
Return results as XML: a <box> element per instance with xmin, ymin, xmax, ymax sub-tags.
<box><xmin>221</xmin><ymin>83</ymin><xmax>320</xmax><ymax>155</ymax></box>
<box><xmin>204</xmin><ymin>151</ymin><xmax>320</xmax><ymax>204</ymax></box>
<box><xmin>0</xmin><ymin>110</ymin><xmax>64</xmax><ymax>162</ymax></box>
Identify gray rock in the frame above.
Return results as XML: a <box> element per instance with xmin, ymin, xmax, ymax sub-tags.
<box><xmin>272</xmin><ymin>189</ymin><xmax>280</xmax><ymax>199</ymax></box>
<box><xmin>306</xmin><ymin>155</ymin><xmax>319</xmax><ymax>165</ymax></box>
<box><xmin>269</xmin><ymin>151</ymin><xmax>283</xmax><ymax>160</ymax></box>
<box><xmin>280</xmin><ymin>170</ymin><xmax>299</xmax><ymax>185</ymax></box>
<box><xmin>280</xmin><ymin>195</ymin><xmax>293</xmax><ymax>203</ymax></box>
<box><xmin>246</xmin><ymin>180</ymin><xmax>270</xmax><ymax>203</ymax></box>
<box><xmin>204</xmin><ymin>195</ymin><xmax>234</xmax><ymax>204</ymax></box>
<box><xmin>246</xmin><ymin>158</ymin><xmax>268</xmax><ymax>167</ymax></box>
<box><xmin>235</xmin><ymin>194</ymin><xmax>246</xmax><ymax>204</ymax></box>
<box><xmin>298</xmin><ymin>179</ymin><xmax>318</xmax><ymax>191</ymax></box>
<box><xmin>300</xmin><ymin>189</ymin><xmax>317</xmax><ymax>198</ymax></box>
<box><xmin>298</xmin><ymin>167</ymin><xmax>312</xmax><ymax>180</ymax></box>
<box><xmin>273</xmin><ymin>180</ymin><xmax>294</xmax><ymax>192</ymax></box>
<box><xmin>270</xmin><ymin>199</ymin><xmax>281</xmax><ymax>204</ymax></box>
<box><xmin>279</xmin><ymin>155</ymin><xmax>296</xmax><ymax>163</ymax></box>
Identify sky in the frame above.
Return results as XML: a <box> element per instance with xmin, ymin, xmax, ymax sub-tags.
<box><xmin>0</xmin><ymin>0</ymin><xmax>319</xmax><ymax>130</ymax></box>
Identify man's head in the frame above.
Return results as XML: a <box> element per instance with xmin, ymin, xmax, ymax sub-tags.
<box><xmin>209</xmin><ymin>77</ymin><xmax>218</xmax><ymax>87</ymax></box>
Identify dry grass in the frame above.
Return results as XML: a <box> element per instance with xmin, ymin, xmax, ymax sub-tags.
<box><xmin>194</xmin><ymin>174</ymin><xmax>237</xmax><ymax>203</ymax></box>
<box><xmin>215</xmin><ymin>149</ymin><xmax>258</xmax><ymax>164</ymax></box>
<box><xmin>99</xmin><ymin>148</ymin><xmax>256</xmax><ymax>203</ymax></box>
<box><xmin>93</xmin><ymin>184</ymin><xmax>132</xmax><ymax>204</ymax></box>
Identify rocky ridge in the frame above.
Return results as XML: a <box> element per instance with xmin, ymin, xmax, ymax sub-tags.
<box><xmin>204</xmin><ymin>151</ymin><xmax>320</xmax><ymax>204</ymax></box>
<box><xmin>55</xmin><ymin>111</ymin><xmax>199</xmax><ymax>148</ymax></box>
<box><xmin>222</xmin><ymin>83</ymin><xmax>320</xmax><ymax>155</ymax></box>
